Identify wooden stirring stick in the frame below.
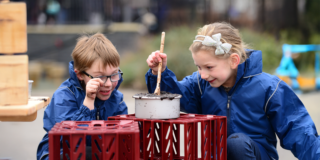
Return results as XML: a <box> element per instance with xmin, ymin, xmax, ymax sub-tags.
<box><xmin>154</xmin><ymin>32</ymin><xmax>165</xmax><ymax>95</ymax></box>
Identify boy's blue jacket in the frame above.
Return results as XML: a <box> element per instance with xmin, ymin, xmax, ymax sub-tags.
<box><xmin>146</xmin><ymin>50</ymin><xmax>320</xmax><ymax>160</ymax></box>
<box><xmin>37</xmin><ymin>61</ymin><xmax>128</xmax><ymax>160</ymax></box>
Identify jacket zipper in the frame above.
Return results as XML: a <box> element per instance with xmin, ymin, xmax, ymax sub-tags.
<box><xmin>227</xmin><ymin>96</ymin><xmax>231</xmax><ymax>109</ymax></box>
<box><xmin>227</xmin><ymin>95</ymin><xmax>231</xmax><ymax>136</ymax></box>
<box><xmin>226</xmin><ymin>83</ymin><xmax>242</xmax><ymax>123</ymax></box>
<box><xmin>225</xmin><ymin>68</ymin><xmax>246</xmax><ymax>135</ymax></box>
<box><xmin>97</xmin><ymin>105</ymin><xmax>100</xmax><ymax>120</ymax></box>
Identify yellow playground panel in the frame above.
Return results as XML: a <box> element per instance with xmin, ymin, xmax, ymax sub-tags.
<box><xmin>275</xmin><ymin>44</ymin><xmax>320</xmax><ymax>91</ymax></box>
<box><xmin>296</xmin><ymin>76</ymin><xmax>316</xmax><ymax>90</ymax></box>
<box><xmin>278</xmin><ymin>76</ymin><xmax>316</xmax><ymax>90</ymax></box>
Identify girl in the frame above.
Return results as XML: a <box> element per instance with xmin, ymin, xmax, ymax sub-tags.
<box><xmin>37</xmin><ymin>33</ymin><xmax>128</xmax><ymax>160</ymax></box>
<box><xmin>145</xmin><ymin>22</ymin><xmax>320</xmax><ymax>160</ymax></box>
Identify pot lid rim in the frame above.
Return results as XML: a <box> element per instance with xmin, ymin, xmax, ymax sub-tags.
<box><xmin>132</xmin><ymin>94</ymin><xmax>182</xmax><ymax>99</ymax></box>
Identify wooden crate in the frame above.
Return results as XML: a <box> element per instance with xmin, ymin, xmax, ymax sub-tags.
<box><xmin>0</xmin><ymin>1</ymin><xmax>27</xmax><ymax>54</ymax></box>
<box><xmin>0</xmin><ymin>55</ymin><xmax>28</xmax><ymax>105</ymax></box>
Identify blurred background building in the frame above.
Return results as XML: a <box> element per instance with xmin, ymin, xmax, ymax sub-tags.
<box><xmin>19</xmin><ymin>0</ymin><xmax>319</xmax><ymax>90</ymax></box>
<box><xmin>22</xmin><ymin>0</ymin><xmax>316</xmax><ymax>32</ymax></box>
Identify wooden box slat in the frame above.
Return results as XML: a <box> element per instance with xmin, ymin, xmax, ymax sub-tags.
<box><xmin>0</xmin><ymin>97</ymin><xmax>50</xmax><ymax>122</ymax></box>
<box><xmin>0</xmin><ymin>97</ymin><xmax>50</xmax><ymax>116</ymax></box>
<box><xmin>0</xmin><ymin>2</ymin><xmax>27</xmax><ymax>54</ymax></box>
<box><xmin>0</xmin><ymin>55</ymin><xmax>28</xmax><ymax>105</ymax></box>
<box><xmin>0</xmin><ymin>112</ymin><xmax>37</xmax><ymax>122</ymax></box>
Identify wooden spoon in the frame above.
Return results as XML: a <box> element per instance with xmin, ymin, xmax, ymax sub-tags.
<box><xmin>154</xmin><ymin>32</ymin><xmax>165</xmax><ymax>95</ymax></box>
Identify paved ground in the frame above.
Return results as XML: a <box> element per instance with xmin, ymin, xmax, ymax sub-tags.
<box><xmin>1</xmin><ymin>86</ymin><xmax>319</xmax><ymax>160</ymax></box>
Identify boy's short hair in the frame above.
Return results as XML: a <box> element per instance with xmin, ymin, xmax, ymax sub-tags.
<box><xmin>71</xmin><ymin>33</ymin><xmax>120</xmax><ymax>72</ymax></box>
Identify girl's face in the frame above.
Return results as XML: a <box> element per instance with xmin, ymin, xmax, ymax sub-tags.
<box><xmin>80</xmin><ymin>59</ymin><xmax>119</xmax><ymax>101</ymax></box>
<box><xmin>192</xmin><ymin>50</ymin><xmax>238</xmax><ymax>88</ymax></box>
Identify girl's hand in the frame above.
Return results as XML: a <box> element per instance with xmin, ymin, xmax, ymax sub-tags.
<box><xmin>146</xmin><ymin>50</ymin><xmax>167</xmax><ymax>75</ymax></box>
<box><xmin>83</xmin><ymin>78</ymin><xmax>104</xmax><ymax>110</ymax></box>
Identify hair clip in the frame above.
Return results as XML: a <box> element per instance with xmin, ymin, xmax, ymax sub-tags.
<box><xmin>193</xmin><ymin>33</ymin><xmax>232</xmax><ymax>55</ymax></box>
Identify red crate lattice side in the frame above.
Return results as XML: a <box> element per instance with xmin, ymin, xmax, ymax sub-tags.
<box><xmin>108</xmin><ymin>114</ymin><xmax>227</xmax><ymax>160</ymax></box>
<box><xmin>49</xmin><ymin>120</ymin><xmax>140</xmax><ymax>160</ymax></box>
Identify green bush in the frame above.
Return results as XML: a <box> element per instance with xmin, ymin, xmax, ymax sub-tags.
<box><xmin>240</xmin><ymin>29</ymin><xmax>283</xmax><ymax>73</ymax></box>
<box><xmin>120</xmin><ymin>27</ymin><xmax>197</xmax><ymax>89</ymax></box>
<box><xmin>120</xmin><ymin>26</ymin><xmax>318</xmax><ymax>89</ymax></box>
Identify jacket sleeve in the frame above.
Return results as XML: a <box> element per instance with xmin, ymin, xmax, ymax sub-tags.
<box><xmin>145</xmin><ymin>67</ymin><xmax>204</xmax><ymax>113</ymax></box>
<box><xmin>266</xmin><ymin>80</ymin><xmax>320</xmax><ymax>160</ymax></box>
<box><xmin>37</xmin><ymin>87</ymin><xmax>97</xmax><ymax>160</ymax></box>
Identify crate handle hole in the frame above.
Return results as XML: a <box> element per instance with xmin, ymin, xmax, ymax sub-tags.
<box><xmin>77</xmin><ymin>153</ymin><xmax>82</xmax><ymax>160</ymax></box>
<box><xmin>74</xmin><ymin>138</ymin><xmax>82</xmax><ymax>152</ymax></box>
<box><xmin>94</xmin><ymin>153</ymin><xmax>100</xmax><ymax>160</ymax></box>
<box><xmin>94</xmin><ymin>139</ymin><xmax>102</xmax><ymax>152</ymax></box>
<box><xmin>65</xmin><ymin>140</ymin><xmax>70</xmax><ymax>149</ymax></box>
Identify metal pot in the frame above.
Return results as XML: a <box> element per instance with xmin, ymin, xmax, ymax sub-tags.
<box><xmin>133</xmin><ymin>94</ymin><xmax>182</xmax><ymax>119</ymax></box>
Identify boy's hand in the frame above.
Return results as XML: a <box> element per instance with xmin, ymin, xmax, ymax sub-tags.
<box><xmin>146</xmin><ymin>50</ymin><xmax>167</xmax><ymax>75</ymax></box>
<box><xmin>83</xmin><ymin>78</ymin><xmax>104</xmax><ymax>110</ymax></box>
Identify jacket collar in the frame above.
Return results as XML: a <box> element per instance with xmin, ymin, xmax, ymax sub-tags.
<box><xmin>69</xmin><ymin>61</ymin><xmax>83</xmax><ymax>89</ymax></box>
<box><xmin>222</xmin><ymin>50</ymin><xmax>262</xmax><ymax>94</ymax></box>
<box><xmin>243</xmin><ymin>50</ymin><xmax>263</xmax><ymax>78</ymax></box>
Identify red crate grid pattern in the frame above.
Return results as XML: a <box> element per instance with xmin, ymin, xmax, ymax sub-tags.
<box><xmin>49</xmin><ymin>120</ymin><xmax>140</xmax><ymax>160</ymax></box>
<box><xmin>108</xmin><ymin>114</ymin><xmax>227</xmax><ymax>160</ymax></box>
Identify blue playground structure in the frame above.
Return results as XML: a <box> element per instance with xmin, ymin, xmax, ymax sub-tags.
<box><xmin>275</xmin><ymin>44</ymin><xmax>320</xmax><ymax>91</ymax></box>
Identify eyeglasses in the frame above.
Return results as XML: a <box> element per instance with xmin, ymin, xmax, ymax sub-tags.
<box><xmin>83</xmin><ymin>70</ymin><xmax>123</xmax><ymax>84</ymax></box>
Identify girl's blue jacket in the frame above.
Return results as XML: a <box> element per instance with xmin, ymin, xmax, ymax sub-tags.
<box><xmin>37</xmin><ymin>61</ymin><xmax>128</xmax><ymax>160</ymax></box>
<box><xmin>145</xmin><ymin>50</ymin><xmax>320</xmax><ymax>160</ymax></box>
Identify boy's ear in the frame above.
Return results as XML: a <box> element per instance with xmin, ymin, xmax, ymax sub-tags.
<box><xmin>230</xmin><ymin>53</ymin><xmax>240</xmax><ymax>69</ymax></box>
<box><xmin>74</xmin><ymin>69</ymin><xmax>84</xmax><ymax>81</ymax></box>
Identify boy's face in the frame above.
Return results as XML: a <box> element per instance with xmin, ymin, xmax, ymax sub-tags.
<box><xmin>83</xmin><ymin>59</ymin><xmax>119</xmax><ymax>101</ymax></box>
<box><xmin>192</xmin><ymin>50</ymin><xmax>237</xmax><ymax>88</ymax></box>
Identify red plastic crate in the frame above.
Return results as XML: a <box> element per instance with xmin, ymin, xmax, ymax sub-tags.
<box><xmin>108</xmin><ymin>114</ymin><xmax>227</xmax><ymax>160</ymax></box>
<box><xmin>49</xmin><ymin>120</ymin><xmax>140</xmax><ymax>160</ymax></box>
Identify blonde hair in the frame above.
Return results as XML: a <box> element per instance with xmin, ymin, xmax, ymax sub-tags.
<box><xmin>189</xmin><ymin>22</ymin><xmax>248</xmax><ymax>63</ymax></box>
<box><xmin>71</xmin><ymin>33</ymin><xmax>120</xmax><ymax>72</ymax></box>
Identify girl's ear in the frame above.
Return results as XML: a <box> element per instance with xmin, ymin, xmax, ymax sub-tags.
<box><xmin>74</xmin><ymin>69</ymin><xmax>84</xmax><ymax>81</ymax></box>
<box><xmin>230</xmin><ymin>53</ymin><xmax>240</xmax><ymax>69</ymax></box>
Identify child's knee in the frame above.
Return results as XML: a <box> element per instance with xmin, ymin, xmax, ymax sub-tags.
<box><xmin>227</xmin><ymin>133</ymin><xmax>251</xmax><ymax>147</ymax></box>
<box><xmin>227</xmin><ymin>133</ymin><xmax>260</xmax><ymax>159</ymax></box>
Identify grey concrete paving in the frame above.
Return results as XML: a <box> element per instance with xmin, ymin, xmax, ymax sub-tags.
<box><xmin>1</xmin><ymin>88</ymin><xmax>319</xmax><ymax>160</ymax></box>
